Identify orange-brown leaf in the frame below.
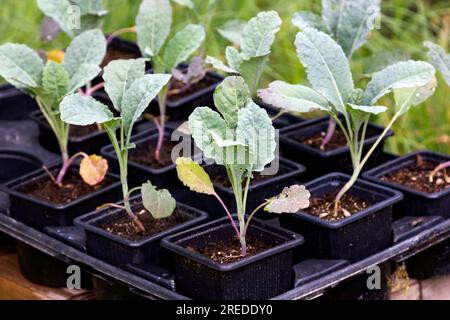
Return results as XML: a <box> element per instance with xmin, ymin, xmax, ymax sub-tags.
<box><xmin>80</xmin><ymin>155</ymin><xmax>108</xmax><ymax>186</ymax></box>
<box><xmin>47</xmin><ymin>50</ymin><xmax>65</xmax><ymax>63</ymax></box>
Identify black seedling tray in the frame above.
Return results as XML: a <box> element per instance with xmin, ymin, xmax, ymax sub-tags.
<box><xmin>0</xmin><ymin>196</ymin><xmax>448</xmax><ymax>300</ymax></box>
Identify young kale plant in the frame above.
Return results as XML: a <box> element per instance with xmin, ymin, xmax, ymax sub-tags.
<box><xmin>206</xmin><ymin>11</ymin><xmax>281</xmax><ymax>96</ymax></box>
<box><xmin>135</xmin><ymin>0</ymin><xmax>206</xmax><ymax>161</ymax></box>
<box><xmin>259</xmin><ymin>28</ymin><xmax>437</xmax><ymax>216</ymax></box>
<box><xmin>38</xmin><ymin>0</ymin><xmax>108</xmax><ymax>42</ymax></box>
<box><xmin>0</xmin><ymin>29</ymin><xmax>109</xmax><ymax>187</ymax></box>
<box><xmin>175</xmin><ymin>76</ymin><xmax>310</xmax><ymax>256</ymax></box>
<box><xmin>424</xmin><ymin>41</ymin><xmax>450</xmax><ymax>182</ymax></box>
<box><xmin>292</xmin><ymin>0</ymin><xmax>381</xmax><ymax>150</ymax></box>
<box><xmin>60</xmin><ymin>59</ymin><xmax>173</xmax><ymax>232</ymax></box>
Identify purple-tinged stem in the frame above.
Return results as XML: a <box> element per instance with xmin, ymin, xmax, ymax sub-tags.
<box><xmin>321</xmin><ymin>118</ymin><xmax>337</xmax><ymax>150</ymax></box>
<box><xmin>213</xmin><ymin>192</ymin><xmax>240</xmax><ymax>240</ymax></box>
<box><xmin>429</xmin><ymin>161</ymin><xmax>450</xmax><ymax>183</ymax></box>
<box><xmin>153</xmin><ymin>117</ymin><xmax>164</xmax><ymax>161</ymax></box>
<box><xmin>56</xmin><ymin>152</ymin><xmax>87</xmax><ymax>187</ymax></box>
<box><xmin>107</xmin><ymin>26</ymin><xmax>137</xmax><ymax>44</ymax></box>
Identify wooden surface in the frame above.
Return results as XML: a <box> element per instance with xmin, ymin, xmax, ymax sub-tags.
<box><xmin>0</xmin><ymin>247</ymin><xmax>94</xmax><ymax>300</ymax></box>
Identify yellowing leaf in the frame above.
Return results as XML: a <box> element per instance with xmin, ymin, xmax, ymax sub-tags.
<box><xmin>176</xmin><ymin>157</ymin><xmax>215</xmax><ymax>195</ymax></box>
<box><xmin>47</xmin><ymin>50</ymin><xmax>65</xmax><ymax>63</ymax></box>
<box><xmin>265</xmin><ymin>185</ymin><xmax>310</xmax><ymax>214</ymax></box>
<box><xmin>80</xmin><ymin>154</ymin><xmax>108</xmax><ymax>186</ymax></box>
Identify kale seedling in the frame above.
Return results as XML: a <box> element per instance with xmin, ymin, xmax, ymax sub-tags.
<box><xmin>38</xmin><ymin>0</ymin><xmax>108</xmax><ymax>42</ymax></box>
<box><xmin>206</xmin><ymin>11</ymin><xmax>281</xmax><ymax>96</ymax></box>
<box><xmin>424</xmin><ymin>41</ymin><xmax>450</xmax><ymax>182</ymax></box>
<box><xmin>259</xmin><ymin>28</ymin><xmax>437</xmax><ymax>216</ymax></box>
<box><xmin>292</xmin><ymin>0</ymin><xmax>381</xmax><ymax>149</ymax></box>
<box><xmin>60</xmin><ymin>59</ymin><xmax>173</xmax><ymax>232</ymax></box>
<box><xmin>176</xmin><ymin>76</ymin><xmax>310</xmax><ymax>256</ymax></box>
<box><xmin>0</xmin><ymin>29</ymin><xmax>109</xmax><ymax>187</ymax></box>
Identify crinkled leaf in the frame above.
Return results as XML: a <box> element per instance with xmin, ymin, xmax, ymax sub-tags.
<box><xmin>424</xmin><ymin>41</ymin><xmax>450</xmax><ymax>86</ymax></box>
<box><xmin>258</xmin><ymin>81</ymin><xmax>330</xmax><ymax>113</ymax></box>
<box><xmin>136</xmin><ymin>0</ymin><xmax>172</xmax><ymax>58</ymax></box>
<box><xmin>80</xmin><ymin>154</ymin><xmax>108</xmax><ymax>186</ymax></box>
<box><xmin>0</xmin><ymin>43</ymin><xmax>44</xmax><ymax>89</ymax></box>
<box><xmin>334</xmin><ymin>0</ymin><xmax>380</xmax><ymax>58</ymax></box>
<box><xmin>37</xmin><ymin>0</ymin><xmax>74</xmax><ymax>37</ymax></box>
<box><xmin>322</xmin><ymin>0</ymin><xmax>341</xmax><ymax>34</ymax></box>
<box><xmin>60</xmin><ymin>94</ymin><xmax>114</xmax><ymax>125</ymax></box>
<box><xmin>103</xmin><ymin>59</ymin><xmax>147</xmax><ymax>112</ymax></box>
<box><xmin>241</xmin><ymin>11</ymin><xmax>281</xmax><ymax>60</ymax></box>
<box><xmin>292</xmin><ymin>11</ymin><xmax>330</xmax><ymax>33</ymax></box>
<box><xmin>265</xmin><ymin>185</ymin><xmax>310</xmax><ymax>214</ymax></box>
<box><xmin>348</xmin><ymin>103</ymin><xmax>387</xmax><ymax>115</ymax></box>
<box><xmin>236</xmin><ymin>102</ymin><xmax>275</xmax><ymax>172</ymax></box>
<box><xmin>68</xmin><ymin>63</ymin><xmax>101</xmax><ymax>93</ymax></box>
<box><xmin>226</xmin><ymin>46</ymin><xmax>243</xmax><ymax>71</ymax></box>
<box><xmin>393</xmin><ymin>78</ymin><xmax>437</xmax><ymax>115</ymax></box>
<box><xmin>205</xmin><ymin>56</ymin><xmax>238</xmax><ymax>74</ymax></box>
<box><xmin>213</xmin><ymin>76</ymin><xmax>251</xmax><ymax>128</ymax></box>
<box><xmin>217</xmin><ymin>19</ymin><xmax>247</xmax><ymax>46</ymax></box>
<box><xmin>163</xmin><ymin>24</ymin><xmax>205</xmax><ymax>71</ymax></box>
<box><xmin>141</xmin><ymin>181</ymin><xmax>176</xmax><ymax>219</ymax></box>
<box><xmin>364</xmin><ymin>60</ymin><xmax>436</xmax><ymax>105</ymax></box>
<box><xmin>295</xmin><ymin>28</ymin><xmax>354</xmax><ymax>115</ymax></box>
<box><xmin>176</xmin><ymin>157</ymin><xmax>215</xmax><ymax>195</ymax></box>
<box><xmin>42</xmin><ymin>61</ymin><xmax>70</xmax><ymax>106</ymax></box>
<box><xmin>62</xmin><ymin>29</ymin><xmax>106</xmax><ymax>78</ymax></box>
<box><xmin>121</xmin><ymin>73</ymin><xmax>172</xmax><ymax>137</ymax></box>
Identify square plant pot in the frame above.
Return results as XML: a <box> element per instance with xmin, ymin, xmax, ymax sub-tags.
<box><xmin>192</xmin><ymin>158</ymin><xmax>306</xmax><ymax>220</ymax></box>
<box><xmin>101</xmin><ymin>37</ymin><xmax>142</xmax><ymax>69</ymax></box>
<box><xmin>1</xmin><ymin>163</ymin><xmax>122</xmax><ymax>230</ymax></box>
<box><xmin>29</xmin><ymin>92</ymin><xmax>114</xmax><ymax>155</ymax></box>
<box><xmin>0</xmin><ymin>150</ymin><xmax>43</xmax><ymax>184</ymax></box>
<box><xmin>75</xmin><ymin>196</ymin><xmax>209</xmax><ymax>267</ymax></box>
<box><xmin>146</xmin><ymin>71</ymin><xmax>224</xmax><ymax>121</ymax></box>
<box><xmin>161</xmin><ymin>216</ymin><xmax>304</xmax><ymax>300</ymax></box>
<box><xmin>280</xmin><ymin>116</ymin><xmax>394</xmax><ymax>179</ymax></box>
<box><xmin>101</xmin><ymin>127</ymin><xmax>197</xmax><ymax>189</ymax></box>
<box><xmin>363</xmin><ymin>151</ymin><xmax>450</xmax><ymax>218</ymax></box>
<box><xmin>279</xmin><ymin>173</ymin><xmax>403</xmax><ymax>262</ymax></box>
<box><xmin>0</xmin><ymin>84</ymin><xmax>38</xmax><ymax>121</ymax></box>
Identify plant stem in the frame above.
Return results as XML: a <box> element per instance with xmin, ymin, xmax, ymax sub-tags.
<box><xmin>429</xmin><ymin>161</ymin><xmax>450</xmax><ymax>183</ymax></box>
<box><xmin>320</xmin><ymin>118</ymin><xmax>337</xmax><ymax>150</ymax></box>
<box><xmin>155</xmin><ymin>85</ymin><xmax>169</xmax><ymax>161</ymax></box>
<box><xmin>106</xmin><ymin>26</ymin><xmax>137</xmax><ymax>44</ymax></box>
<box><xmin>83</xmin><ymin>82</ymin><xmax>105</xmax><ymax>96</ymax></box>
<box><xmin>271</xmin><ymin>109</ymin><xmax>287</xmax><ymax>122</ymax></box>
<box><xmin>55</xmin><ymin>152</ymin><xmax>88</xmax><ymax>187</ymax></box>
<box><xmin>243</xmin><ymin>201</ymin><xmax>268</xmax><ymax>239</ymax></box>
<box><xmin>212</xmin><ymin>192</ymin><xmax>240</xmax><ymax>239</ymax></box>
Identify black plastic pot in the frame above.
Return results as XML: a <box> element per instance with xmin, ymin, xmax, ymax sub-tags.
<box><xmin>0</xmin><ymin>150</ymin><xmax>42</xmax><ymax>184</ymax></box>
<box><xmin>101</xmin><ymin>127</ymin><xmax>196</xmax><ymax>188</ymax></box>
<box><xmin>161</xmin><ymin>216</ymin><xmax>304</xmax><ymax>300</ymax></box>
<box><xmin>0</xmin><ymin>84</ymin><xmax>38</xmax><ymax>121</ymax></box>
<box><xmin>75</xmin><ymin>196</ymin><xmax>208</xmax><ymax>267</ymax></box>
<box><xmin>29</xmin><ymin>93</ymin><xmax>113</xmax><ymax>155</ymax></box>
<box><xmin>405</xmin><ymin>239</ymin><xmax>450</xmax><ymax>278</ymax></box>
<box><xmin>279</xmin><ymin>173</ymin><xmax>403</xmax><ymax>262</ymax></box>
<box><xmin>363</xmin><ymin>150</ymin><xmax>450</xmax><ymax>219</ymax></box>
<box><xmin>188</xmin><ymin>158</ymin><xmax>306</xmax><ymax>220</ymax></box>
<box><xmin>146</xmin><ymin>71</ymin><xmax>223</xmax><ymax>122</ymax></box>
<box><xmin>280</xmin><ymin>116</ymin><xmax>394</xmax><ymax>179</ymax></box>
<box><xmin>2</xmin><ymin>163</ymin><xmax>121</xmax><ymax>230</ymax></box>
<box><xmin>102</xmin><ymin>37</ymin><xmax>142</xmax><ymax>67</ymax></box>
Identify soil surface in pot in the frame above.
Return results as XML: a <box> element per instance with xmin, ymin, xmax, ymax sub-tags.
<box><xmin>381</xmin><ymin>157</ymin><xmax>450</xmax><ymax>193</ymax></box>
<box><xmin>305</xmin><ymin>192</ymin><xmax>371</xmax><ymax>221</ymax></box>
<box><xmin>98</xmin><ymin>204</ymin><xmax>188</xmax><ymax>241</ymax></box>
<box><xmin>296</xmin><ymin>126</ymin><xmax>378</xmax><ymax>151</ymax></box>
<box><xmin>101</xmin><ymin>48</ymin><xmax>140</xmax><ymax>68</ymax></box>
<box><xmin>189</xmin><ymin>236</ymin><xmax>276</xmax><ymax>264</ymax></box>
<box><xmin>17</xmin><ymin>171</ymin><xmax>115</xmax><ymax>205</ymax></box>
<box><xmin>168</xmin><ymin>74</ymin><xmax>217</xmax><ymax>102</ymax></box>
<box><xmin>129</xmin><ymin>140</ymin><xmax>177</xmax><ymax>169</ymax></box>
<box><xmin>70</xmin><ymin>124</ymin><xmax>102</xmax><ymax>138</ymax></box>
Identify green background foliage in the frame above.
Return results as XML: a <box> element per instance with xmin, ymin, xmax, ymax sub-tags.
<box><xmin>0</xmin><ymin>0</ymin><xmax>448</xmax><ymax>154</ymax></box>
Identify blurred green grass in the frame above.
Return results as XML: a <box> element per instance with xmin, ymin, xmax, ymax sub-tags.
<box><xmin>0</xmin><ymin>0</ymin><xmax>448</xmax><ymax>155</ymax></box>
